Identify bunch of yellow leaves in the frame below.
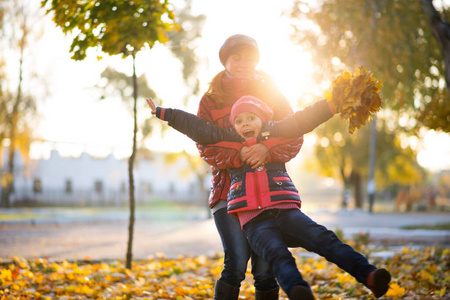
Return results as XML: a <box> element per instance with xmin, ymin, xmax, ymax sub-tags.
<box><xmin>325</xmin><ymin>67</ymin><xmax>383</xmax><ymax>133</ymax></box>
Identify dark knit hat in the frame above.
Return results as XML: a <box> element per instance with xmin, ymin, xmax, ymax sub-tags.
<box><xmin>230</xmin><ymin>95</ymin><xmax>273</xmax><ymax>124</ymax></box>
<box><xmin>219</xmin><ymin>34</ymin><xmax>260</xmax><ymax>66</ymax></box>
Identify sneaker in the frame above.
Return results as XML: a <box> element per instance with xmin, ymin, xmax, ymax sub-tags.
<box><xmin>289</xmin><ymin>285</ymin><xmax>315</xmax><ymax>300</ymax></box>
<box><xmin>366</xmin><ymin>268</ymin><xmax>391</xmax><ymax>298</ymax></box>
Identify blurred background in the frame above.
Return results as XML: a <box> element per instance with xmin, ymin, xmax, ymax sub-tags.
<box><xmin>1</xmin><ymin>0</ymin><xmax>449</xmax><ymax>217</ymax></box>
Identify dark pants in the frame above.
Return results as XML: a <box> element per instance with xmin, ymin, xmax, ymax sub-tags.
<box><xmin>244</xmin><ymin>209</ymin><xmax>376</xmax><ymax>295</ymax></box>
<box><xmin>214</xmin><ymin>207</ymin><xmax>278</xmax><ymax>291</ymax></box>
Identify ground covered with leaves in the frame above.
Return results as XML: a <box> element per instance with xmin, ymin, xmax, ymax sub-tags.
<box><xmin>1</xmin><ymin>245</ymin><xmax>449</xmax><ymax>299</ymax></box>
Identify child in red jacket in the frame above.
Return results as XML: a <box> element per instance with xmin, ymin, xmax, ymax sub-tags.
<box><xmin>147</xmin><ymin>96</ymin><xmax>391</xmax><ymax>300</ymax></box>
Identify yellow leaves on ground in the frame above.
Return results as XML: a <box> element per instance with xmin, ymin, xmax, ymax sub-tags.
<box><xmin>0</xmin><ymin>255</ymin><xmax>217</xmax><ymax>299</ymax></box>
<box><xmin>0</xmin><ymin>269</ymin><xmax>12</xmax><ymax>282</ymax></box>
<box><xmin>386</xmin><ymin>282</ymin><xmax>406</xmax><ymax>297</ymax></box>
<box><xmin>0</xmin><ymin>247</ymin><xmax>449</xmax><ymax>299</ymax></box>
<box><xmin>326</xmin><ymin>67</ymin><xmax>383</xmax><ymax>133</ymax></box>
<box><xmin>290</xmin><ymin>246</ymin><xmax>449</xmax><ymax>299</ymax></box>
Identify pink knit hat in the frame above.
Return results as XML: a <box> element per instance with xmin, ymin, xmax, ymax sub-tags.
<box><xmin>219</xmin><ymin>34</ymin><xmax>260</xmax><ymax>66</ymax></box>
<box><xmin>230</xmin><ymin>95</ymin><xmax>273</xmax><ymax>124</ymax></box>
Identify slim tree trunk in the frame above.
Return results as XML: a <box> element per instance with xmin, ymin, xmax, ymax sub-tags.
<box><xmin>1</xmin><ymin>120</ymin><xmax>16</xmax><ymax>208</ymax></box>
<box><xmin>367</xmin><ymin>116</ymin><xmax>377</xmax><ymax>213</ymax></box>
<box><xmin>1</xmin><ymin>15</ymin><xmax>25</xmax><ymax>208</ymax></box>
<box><xmin>351</xmin><ymin>171</ymin><xmax>363</xmax><ymax>209</ymax></box>
<box><xmin>2</xmin><ymin>106</ymin><xmax>20</xmax><ymax>208</ymax></box>
<box><xmin>126</xmin><ymin>54</ymin><xmax>138</xmax><ymax>270</ymax></box>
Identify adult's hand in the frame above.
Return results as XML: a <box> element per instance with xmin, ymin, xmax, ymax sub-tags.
<box><xmin>240</xmin><ymin>144</ymin><xmax>268</xmax><ymax>169</ymax></box>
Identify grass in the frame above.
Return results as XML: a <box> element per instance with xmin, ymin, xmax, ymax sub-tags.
<box><xmin>0</xmin><ymin>202</ymin><xmax>210</xmax><ymax>223</ymax></box>
<box><xmin>402</xmin><ymin>222</ymin><xmax>450</xmax><ymax>230</ymax></box>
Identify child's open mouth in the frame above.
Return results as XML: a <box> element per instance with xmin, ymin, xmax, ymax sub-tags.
<box><xmin>243</xmin><ymin>129</ymin><xmax>255</xmax><ymax>139</ymax></box>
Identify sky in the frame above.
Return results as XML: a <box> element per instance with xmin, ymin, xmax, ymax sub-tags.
<box><xmin>19</xmin><ymin>0</ymin><xmax>450</xmax><ymax>173</ymax></box>
<box><xmin>30</xmin><ymin>0</ymin><xmax>316</xmax><ymax>157</ymax></box>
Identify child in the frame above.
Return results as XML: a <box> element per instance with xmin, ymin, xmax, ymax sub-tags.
<box><xmin>146</xmin><ymin>96</ymin><xmax>391</xmax><ymax>300</ymax></box>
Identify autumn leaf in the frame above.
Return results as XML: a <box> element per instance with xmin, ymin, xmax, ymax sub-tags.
<box><xmin>326</xmin><ymin>67</ymin><xmax>383</xmax><ymax>133</ymax></box>
<box><xmin>0</xmin><ymin>268</ymin><xmax>12</xmax><ymax>283</ymax></box>
<box><xmin>386</xmin><ymin>282</ymin><xmax>406</xmax><ymax>297</ymax></box>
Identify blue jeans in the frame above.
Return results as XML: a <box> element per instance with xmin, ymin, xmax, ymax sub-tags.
<box><xmin>243</xmin><ymin>209</ymin><xmax>376</xmax><ymax>295</ymax></box>
<box><xmin>214</xmin><ymin>207</ymin><xmax>278</xmax><ymax>291</ymax></box>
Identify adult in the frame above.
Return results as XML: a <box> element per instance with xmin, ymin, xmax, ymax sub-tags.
<box><xmin>196</xmin><ymin>34</ymin><xmax>302</xmax><ymax>299</ymax></box>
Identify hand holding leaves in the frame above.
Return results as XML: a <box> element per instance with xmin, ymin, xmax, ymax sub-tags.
<box><xmin>325</xmin><ymin>67</ymin><xmax>383</xmax><ymax>133</ymax></box>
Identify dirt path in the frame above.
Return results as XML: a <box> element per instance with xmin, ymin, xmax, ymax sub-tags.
<box><xmin>0</xmin><ymin>218</ymin><xmax>222</xmax><ymax>261</ymax></box>
<box><xmin>1</xmin><ymin>210</ymin><xmax>449</xmax><ymax>262</ymax></box>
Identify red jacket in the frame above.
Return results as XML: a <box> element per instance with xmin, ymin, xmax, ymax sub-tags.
<box><xmin>226</xmin><ymin>141</ymin><xmax>301</xmax><ymax>216</ymax></box>
<box><xmin>197</xmin><ymin>72</ymin><xmax>303</xmax><ymax>209</ymax></box>
<box><xmin>227</xmin><ymin>163</ymin><xmax>301</xmax><ymax>216</ymax></box>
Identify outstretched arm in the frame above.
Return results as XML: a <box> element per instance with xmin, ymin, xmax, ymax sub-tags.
<box><xmin>146</xmin><ymin>98</ymin><xmax>242</xmax><ymax>145</ymax></box>
<box><xmin>261</xmin><ymin>98</ymin><xmax>335</xmax><ymax>139</ymax></box>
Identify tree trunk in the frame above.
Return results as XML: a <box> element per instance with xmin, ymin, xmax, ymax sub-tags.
<box><xmin>367</xmin><ymin>117</ymin><xmax>377</xmax><ymax>213</ymax></box>
<box><xmin>1</xmin><ymin>22</ymin><xmax>25</xmax><ymax>208</ymax></box>
<box><xmin>339</xmin><ymin>167</ymin><xmax>351</xmax><ymax>209</ymax></box>
<box><xmin>421</xmin><ymin>0</ymin><xmax>450</xmax><ymax>89</ymax></box>
<box><xmin>1</xmin><ymin>135</ymin><xmax>15</xmax><ymax>208</ymax></box>
<box><xmin>126</xmin><ymin>54</ymin><xmax>138</xmax><ymax>270</ymax></box>
<box><xmin>351</xmin><ymin>171</ymin><xmax>363</xmax><ymax>209</ymax></box>
<box><xmin>2</xmin><ymin>113</ymin><xmax>19</xmax><ymax>208</ymax></box>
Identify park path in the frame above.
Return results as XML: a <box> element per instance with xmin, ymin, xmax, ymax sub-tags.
<box><xmin>1</xmin><ymin>208</ymin><xmax>449</xmax><ymax>262</ymax></box>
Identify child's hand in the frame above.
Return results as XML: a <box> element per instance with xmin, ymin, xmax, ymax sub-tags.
<box><xmin>146</xmin><ymin>98</ymin><xmax>157</xmax><ymax>115</ymax></box>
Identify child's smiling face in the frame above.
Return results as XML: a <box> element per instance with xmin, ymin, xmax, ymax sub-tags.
<box><xmin>234</xmin><ymin>112</ymin><xmax>263</xmax><ymax>141</ymax></box>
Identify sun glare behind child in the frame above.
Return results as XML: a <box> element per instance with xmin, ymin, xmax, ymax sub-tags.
<box><xmin>257</xmin><ymin>39</ymin><xmax>316</xmax><ymax>109</ymax></box>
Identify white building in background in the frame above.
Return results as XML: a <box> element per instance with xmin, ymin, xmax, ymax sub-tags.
<box><xmin>1</xmin><ymin>149</ymin><xmax>210</xmax><ymax>206</ymax></box>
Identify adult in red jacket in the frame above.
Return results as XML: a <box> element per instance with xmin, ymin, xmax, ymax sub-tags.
<box><xmin>196</xmin><ymin>34</ymin><xmax>302</xmax><ymax>299</ymax></box>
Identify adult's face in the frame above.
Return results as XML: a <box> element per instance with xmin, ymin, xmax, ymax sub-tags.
<box><xmin>225</xmin><ymin>48</ymin><xmax>258</xmax><ymax>79</ymax></box>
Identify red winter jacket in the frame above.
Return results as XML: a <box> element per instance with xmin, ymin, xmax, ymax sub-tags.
<box><xmin>197</xmin><ymin>72</ymin><xmax>303</xmax><ymax>209</ymax></box>
<box><xmin>226</xmin><ymin>139</ymin><xmax>301</xmax><ymax>216</ymax></box>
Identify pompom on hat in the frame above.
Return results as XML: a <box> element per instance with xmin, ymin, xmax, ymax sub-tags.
<box><xmin>230</xmin><ymin>95</ymin><xmax>273</xmax><ymax>124</ymax></box>
<box><xmin>219</xmin><ymin>34</ymin><xmax>260</xmax><ymax>66</ymax></box>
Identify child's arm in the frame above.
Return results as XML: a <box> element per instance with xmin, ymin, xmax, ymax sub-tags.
<box><xmin>195</xmin><ymin>97</ymin><xmax>245</xmax><ymax>170</ymax></box>
<box><xmin>254</xmin><ymin>73</ymin><xmax>303</xmax><ymax>164</ymax></box>
<box><xmin>260</xmin><ymin>98</ymin><xmax>335</xmax><ymax>139</ymax></box>
<box><xmin>146</xmin><ymin>98</ymin><xmax>243</xmax><ymax>145</ymax></box>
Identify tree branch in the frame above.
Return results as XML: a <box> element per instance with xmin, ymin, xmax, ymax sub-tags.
<box><xmin>421</xmin><ymin>0</ymin><xmax>450</xmax><ymax>89</ymax></box>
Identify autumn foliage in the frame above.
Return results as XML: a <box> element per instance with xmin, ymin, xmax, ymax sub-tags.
<box><xmin>326</xmin><ymin>67</ymin><xmax>383</xmax><ymax>134</ymax></box>
<box><xmin>1</xmin><ymin>246</ymin><xmax>449</xmax><ymax>299</ymax></box>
